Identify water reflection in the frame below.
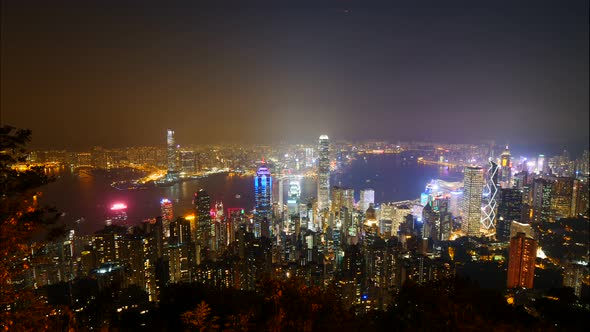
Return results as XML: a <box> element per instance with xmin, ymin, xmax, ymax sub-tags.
<box><xmin>40</xmin><ymin>155</ymin><xmax>461</xmax><ymax>235</ymax></box>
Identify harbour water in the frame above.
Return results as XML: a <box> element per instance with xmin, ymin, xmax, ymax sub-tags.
<box><xmin>40</xmin><ymin>153</ymin><xmax>462</xmax><ymax>234</ymax></box>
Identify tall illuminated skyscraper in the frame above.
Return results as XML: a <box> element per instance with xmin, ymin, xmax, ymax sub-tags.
<box><xmin>305</xmin><ymin>147</ymin><xmax>314</xmax><ymax>168</ymax></box>
<box><xmin>507</xmin><ymin>232</ymin><xmax>537</xmax><ymax>289</ymax></box>
<box><xmin>166</xmin><ymin>129</ymin><xmax>179</xmax><ymax>181</ymax></box>
<box><xmin>481</xmin><ymin>160</ymin><xmax>499</xmax><ymax>230</ymax></box>
<box><xmin>449</xmin><ymin>190</ymin><xmax>463</xmax><ymax>217</ymax></box>
<box><xmin>194</xmin><ymin>189</ymin><xmax>211</xmax><ymax>251</ymax></box>
<box><xmin>536</xmin><ymin>154</ymin><xmax>545</xmax><ymax>174</ymax></box>
<box><xmin>317</xmin><ymin>135</ymin><xmax>330</xmax><ymax>211</ymax></box>
<box><xmin>461</xmin><ymin>166</ymin><xmax>484</xmax><ymax>236</ymax></box>
<box><xmin>360</xmin><ymin>189</ymin><xmax>375</xmax><ymax>213</ymax></box>
<box><xmin>532</xmin><ymin>178</ymin><xmax>552</xmax><ymax>224</ymax></box>
<box><xmin>496</xmin><ymin>188</ymin><xmax>523</xmax><ymax>242</ymax></box>
<box><xmin>551</xmin><ymin>177</ymin><xmax>574</xmax><ymax>220</ymax></box>
<box><xmin>287</xmin><ymin>179</ymin><xmax>300</xmax><ymax>216</ymax></box>
<box><xmin>254</xmin><ymin>164</ymin><xmax>272</xmax><ymax>238</ymax></box>
<box><xmin>499</xmin><ymin>145</ymin><xmax>512</xmax><ymax>187</ymax></box>
<box><xmin>160</xmin><ymin>198</ymin><xmax>174</xmax><ymax>237</ymax></box>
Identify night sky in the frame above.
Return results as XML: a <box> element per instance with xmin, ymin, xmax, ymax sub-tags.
<box><xmin>1</xmin><ymin>1</ymin><xmax>588</xmax><ymax>150</ymax></box>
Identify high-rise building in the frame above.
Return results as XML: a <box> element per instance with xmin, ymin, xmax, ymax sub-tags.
<box><xmin>449</xmin><ymin>190</ymin><xmax>463</xmax><ymax>217</ymax></box>
<box><xmin>499</xmin><ymin>146</ymin><xmax>512</xmax><ymax>187</ymax></box>
<box><xmin>507</xmin><ymin>232</ymin><xmax>537</xmax><ymax>289</ymax></box>
<box><xmin>481</xmin><ymin>160</ymin><xmax>499</xmax><ymax>230</ymax></box>
<box><xmin>160</xmin><ymin>199</ymin><xmax>174</xmax><ymax>238</ymax></box>
<box><xmin>331</xmin><ymin>186</ymin><xmax>355</xmax><ymax>214</ymax></box>
<box><xmin>194</xmin><ymin>189</ymin><xmax>212</xmax><ymax>252</ymax></box>
<box><xmin>461</xmin><ymin>166</ymin><xmax>484</xmax><ymax>236</ymax></box>
<box><xmin>496</xmin><ymin>188</ymin><xmax>523</xmax><ymax>242</ymax></box>
<box><xmin>550</xmin><ymin>177</ymin><xmax>574</xmax><ymax>220</ymax></box>
<box><xmin>254</xmin><ymin>164</ymin><xmax>272</xmax><ymax>238</ymax></box>
<box><xmin>169</xmin><ymin>217</ymin><xmax>194</xmax><ymax>283</ymax></box>
<box><xmin>166</xmin><ymin>129</ymin><xmax>179</xmax><ymax>181</ymax></box>
<box><xmin>287</xmin><ymin>179</ymin><xmax>301</xmax><ymax>216</ymax></box>
<box><xmin>572</xmin><ymin>179</ymin><xmax>589</xmax><ymax>216</ymax></box>
<box><xmin>360</xmin><ymin>189</ymin><xmax>375</xmax><ymax>213</ymax></box>
<box><xmin>532</xmin><ymin>179</ymin><xmax>552</xmax><ymax>224</ymax></box>
<box><xmin>536</xmin><ymin>154</ymin><xmax>545</xmax><ymax>174</ymax></box>
<box><xmin>305</xmin><ymin>147</ymin><xmax>314</xmax><ymax>168</ymax></box>
<box><xmin>317</xmin><ymin>135</ymin><xmax>330</xmax><ymax>212</ymax></box>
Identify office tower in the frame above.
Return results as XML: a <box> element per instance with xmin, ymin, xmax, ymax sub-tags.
<box><xmin>331</xmin><ymin>186</ymin><xmax>355</xmax><ymax>214</ymax></box>
<box><xmin>500</xmin><ymin>146</ymin><xmax>512</xmax><ymax>187</ymax></box>
<box><xmin>551</xmin><ymin>177</ymin><xmax>575</xmax><ymax>220</ymax></box>
<box><xmin>160</xmin><ymin>198</ymin><xmax>173</xmax><ymax>237</ymax></box>
<box><xmin>532</xmin><ymin>179</ymin><xmax>552</xmax><ymax>224</ymax></box>
<box><xmin>507</xmin><ymin>232</ymin><xmax>537</xmax><ymax>289</ymax></box>
<box><xmin>277</xmin><ymin>175</ymin><xmax>285</xmax><ymax>218</ymax></box>
<box><xmin>461</xmin><ymin>166</ymin><xmax>484</xmax><ymax>236</ymax></box>
<box><xmin>317</xmin><ymin>135</ymin><xmax>330</xmax><ymax>211</ymax></box>
<box><xmin>212</xmin><ymin>202</ymin><xmax>224</xmax><ymax>251</ymax></box>
<box><xmin>572</xmin><ymin>179</ymin><xmax>589</xmax><ymax>216</ymax></box>
<box><xmin>287</xmin><ymin>179</ymin><xmax>300</xmax><ymax>216</ymax></box>
<box><xmin>254</xmin><ymin>164</ymin><xmax>272</xmax><ymax>238</ymax></box>
<box><xmin>169</xmin><ymin>217</ymin><xmax>194</xmax><ymax>283</ymax></box>
<box><xmin>513</xmin><ymin>171</ymin><xmax>528</xmax><ymax>190</ymax></box>
<box><xmin>194</xmin><ymin>189</ymin><xmax>212</xmax><ymax>251</ymax></box>
<box><xmin>481</xmin><ymin>160</ymin><xmax>499</xmax><ymax>230</ymax></box>
<box><xmin>166</xmin><ymin>129</ymin><xmax>179</xmax><ymax>181</ymax></box>
<box><xmin>496</xmin><ymin>188</ymin><xmax>523</xmax><ymax>241</ymax></box>
<box><xmin>536</xmin><ymin>154</ymin><xmax>545</xmax><ymax>174</ymax></box>
<box><xmin>227</xmin><ymin>208</ymin><xmax>245</xmax><ymax>244</ymax></box>
<box><xmin>305</xmin><ymin>147</ymin><xmax>314</xmax><ymax>168</ymax></box>
<box><xmin>449</xmin><ymin>190</ymin><xmax>463</xmax><ymax>217</ymax></box>
<box><xmin>360</xmin><ymin>189</ymin><xmax>375</xmax><ymax>213</ymax></box>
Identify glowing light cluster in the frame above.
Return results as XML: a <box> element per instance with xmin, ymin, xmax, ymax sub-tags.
<box><xmin>110</xmin><ymin>203</ymin><xmax>127</xmax><ymax>210</ymax></box>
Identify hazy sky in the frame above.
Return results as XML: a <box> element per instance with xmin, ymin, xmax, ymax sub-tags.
<box><xmin>1</xmin><ymin>0</ymin><xmax>588</xmax><ymax>150</ymax></box>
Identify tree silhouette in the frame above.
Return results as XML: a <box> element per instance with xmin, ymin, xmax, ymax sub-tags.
<box><xmin>0</xmin><ymin>126</ymin><xmax>66</xmax><ymax>330</ymax></box>
<box><xmin>181</xmin><ymin>300</ymin><xmax>220</xmax><ymax>332</ymax></box>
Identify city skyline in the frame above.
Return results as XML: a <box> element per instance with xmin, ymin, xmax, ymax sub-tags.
<box><xmin>1</xmin><ymin>1</ymin><xmax>588</xmax><ymax>150</ymax></box>
<box><xmin>1</xmin><ymin>2</ymin><xmax>588</xmax><ymax>330</ymax></box>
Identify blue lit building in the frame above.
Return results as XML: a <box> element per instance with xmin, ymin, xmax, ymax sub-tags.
<box><xmin>254</xmin><ymin>165</ymin><xmax>272</xmax><ymax>238</ymax></box>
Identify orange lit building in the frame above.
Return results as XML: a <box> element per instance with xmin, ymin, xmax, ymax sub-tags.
<box><xmin>507</xmin><ymin>232</ymin><xmax>537</xmax><ymax>289</ymax></box>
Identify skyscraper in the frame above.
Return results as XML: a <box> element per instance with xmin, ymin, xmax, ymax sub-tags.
<box><xmin>360</xmin><ymin>189</ymin><xmax>375</xmax><ymax>213</ymax></box>
<box><xmin>449</xmin><ymin>190</ymin><xmax>463</xmax><ymax>217</ymax></box>
<box><xmin>536</xmin><ymin>154</ymin><xmax>545</xmax><ymax>174</ymax></box>
<box><xmin>254</xmin><ymin>164</ymin><xmax>272</xmax><ymax>238</ymax></box>
<box><xmin>287</xmin><ymin>179</ymin><xmax>300</xmax><ymax>216</ymax></box>
<box><xmin>496</xmin><ymin>188</ymin><xmax>523</xmax><ymax>242</ymax></box>
<box><xmin>481</xmin><ymin>160</ymin><xmax>499</xmax><ymax>230</ymax></box>
<box><xmin>500</xmin><ymin>145</ymin><xmax>512</xmax><ymax>187</ymax></box>
<box><xmin>550</xmin><ymin>177</ymin><xmax>574</xmax><ymax>220</ymax></box>
<box><xmin>166</xmin><ymin>129</ymin><xmax>179</xmax><ymax>181</ymax></box>
<box><xmin>305</xmin><ymin>147</ymin><xmax>314</xmax><ymax>168</ymax></box>
<box><xmin>317</xmin><ymin>135</ymin><xmax>330</xmax><ymax>212</ymax></box>
<box><xmin>194</xmin><ymin>189</ymin><xmax>212</xmax><ymax>252</ymax></box>
<box><xmin>160</xmin><ymin>198</ymin><xmax>173</xmax><ymax>237</ymax></box>
<box><xmin>532</xmin><ymin>178</ymin><xmax>552</xmax><ymax>224</ymax></box>
<box><xmin>507</xmin><ymin>232</ymin><xmax>537</xmax><ymax>289</ymax></box>
<box><xmin>169</xmin><ymin>216</ymin><xmax>194</xmax><ymax>283</ymax></box>
<box><xmin>461</xmin><ymin>166</ymin><xmax>484</xmax><ymax>236</ymax></box>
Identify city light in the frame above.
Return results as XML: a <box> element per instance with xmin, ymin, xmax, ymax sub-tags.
<box><xmin>110</xmin><ymin>203</ymin><xmax>127</xmax><ymax>210</ymax></box>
